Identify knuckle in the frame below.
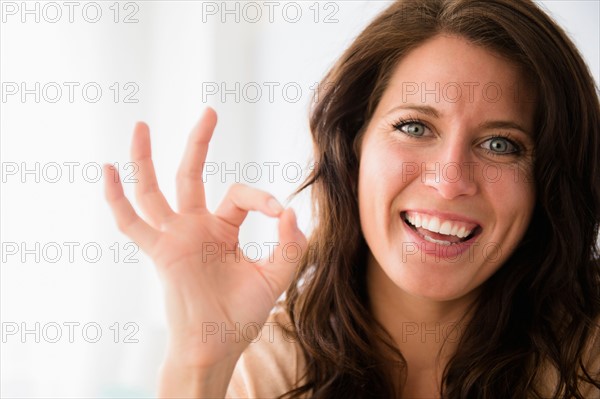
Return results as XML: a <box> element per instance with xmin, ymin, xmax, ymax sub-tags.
<box><xmin>227</xmin><ymin>182</ymin><xmax>246</xmax><ymax>196</ymax></box>
<box><xmin>134</xmin><ymin>191</ymin><xmax>145</xmax><ymax>204</ymax></box>
<box><xmin>135</xmin><ymin>190</ymin><xmax>157</xmax><ymax>205</ymax></box>
<box><xmin>116</xmin><ymin>218</ymin><xmax>134</xmax><ymax>234</ymax></box>
<box><xmin>175</xmin><ymin>168</ymin><xmax>185</xmax><ymax>181</ymax></box>
<box><xmin>177</xmin><ymin>168</ymin><xmax>203</xmax><ymax>182</ymax></box>
<box><xmin>141</xmin><ymin>183</ymin><xmax>160</xmax><ymax>195</ymax></box>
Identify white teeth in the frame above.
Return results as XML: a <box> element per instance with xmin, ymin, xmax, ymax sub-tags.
<box><xmin>423</xmin><ymin>235</ymin><xmax>452</xmax><ymax>246</ymax></box>
<box><xmin>427</xmin><ymin>217</ymin><xmax>440</xmax><ymax>233</ymax></box>
<box><xmin>404</xmin><ymin>212</ymin><xmax>476</xmax><ymax>238</ymax></box>
<box><xmin>439</xmin><ymin>221</ymin><xmax>452</xmax><ymax>235</ymax></box>
<box><xmin>450</xmin><ymin>224</ymin><xmax>459</xmax><ymax>236</ymax></box>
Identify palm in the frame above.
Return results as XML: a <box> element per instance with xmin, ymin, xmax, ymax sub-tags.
<box><xmin>103</xmin><ymin>108</ymin><xmax>306</xmax><ymax>367</ymax></box>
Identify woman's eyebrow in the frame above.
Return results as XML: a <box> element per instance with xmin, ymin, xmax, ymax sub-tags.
<box><xmin>388</xmin><ymin>104</ymin><xmax>440</xmax><ymax>118</ymax></box>
<box><xmin>478</xmin><ymin>120</ymin><xmax>531</xmax><ymax>137</ymax></box>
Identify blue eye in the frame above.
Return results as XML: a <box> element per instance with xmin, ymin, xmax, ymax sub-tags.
<box><xmin>482</xmin><ymin>136</ymin><xmax>520</xmax><ymax>155</ymax></box>
<box><xmin>394</xmin><ymin>121</ymin><xmax>427</xmax><ymax>137</ymax></box>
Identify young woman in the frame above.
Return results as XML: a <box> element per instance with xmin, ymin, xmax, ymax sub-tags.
<box><xmin>104</xmin><ymin>0</ymin><xmax>600</xmax><ymax>397</ymax></box>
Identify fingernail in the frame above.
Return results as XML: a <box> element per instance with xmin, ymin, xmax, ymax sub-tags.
<box><xmin>267</xmin><ymin>198</ymin><xmax>284</xmax><ymax>214</ymax></box>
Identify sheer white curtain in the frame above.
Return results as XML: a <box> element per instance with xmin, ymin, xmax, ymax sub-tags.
<box><xmin>1</xmin><ymin>1</ymin><xmax>597</xmax><ymax>397</ymax></box>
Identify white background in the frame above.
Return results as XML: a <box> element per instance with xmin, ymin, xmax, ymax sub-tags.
<box><xmin>1</xmin><ymin>1</ymin><xmax>598</xmax><ymax>397</ymax></box>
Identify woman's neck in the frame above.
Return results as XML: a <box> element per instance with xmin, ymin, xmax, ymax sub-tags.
<box><xmin>366</xmin><ymin>252</ymin><xmax>479</xmax><ymax>396</ymax></box>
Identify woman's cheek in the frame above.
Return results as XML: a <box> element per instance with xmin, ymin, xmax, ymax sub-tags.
<box><xmin>482</xmin><ymin>161</ymin><xmax>535</xmax><ymax>201</ymax></box>
<box><xmin>375</xmin><ymin>144</ymin><xmax>424</xmax><ymax>184</ymax></box>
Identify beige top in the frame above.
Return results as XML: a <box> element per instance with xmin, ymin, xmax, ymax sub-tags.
<box><xmin>225</xmin><ymin>308</ymin><xmax>307</xmax><ymax>398</ymax></box>
<box><xmin>225</xmin><ymin>308</ymin><xmax>600</xmax><ymax>398</ymax></box>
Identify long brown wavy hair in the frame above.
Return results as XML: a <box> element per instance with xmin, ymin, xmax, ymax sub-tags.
<box><xmin>281</xmin><ymin>0</ymin><xmax>600</xmax><ymax>398</ymax></box>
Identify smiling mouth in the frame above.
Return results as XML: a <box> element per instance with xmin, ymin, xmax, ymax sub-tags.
<box><xmin>401</xmin><ymin>211</ymin><xmax>482</xmax><ymax>246</ymax></box>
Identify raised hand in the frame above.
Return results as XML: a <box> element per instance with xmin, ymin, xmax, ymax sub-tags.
<box><xmin>103</xmin><ymin>108</ymin><xmax>308</xmax><ymax>385</ymax></box>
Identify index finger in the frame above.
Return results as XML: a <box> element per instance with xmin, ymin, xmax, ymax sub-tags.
<box><xmin>176</xmin><ymin>107</ymin><xmax>218</xmax><ymax>213</ymax></box>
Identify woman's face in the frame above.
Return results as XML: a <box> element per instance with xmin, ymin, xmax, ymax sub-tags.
<box><xmin>359</xmin><ymin>34</ymin><xmax>536</xmax><ymax>301</ymax></box>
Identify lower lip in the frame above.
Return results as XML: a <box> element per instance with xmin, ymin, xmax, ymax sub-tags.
<box><xmin>401</xmin><ymin>216</ymin><xmax>478</xmax><ymax>259</ymax></box>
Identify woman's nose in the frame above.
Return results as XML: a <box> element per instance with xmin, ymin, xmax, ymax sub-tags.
<box><xmin>421</xmin><ymin>142</ymin><xmax>478</xmax><ymax>200</ymax></box>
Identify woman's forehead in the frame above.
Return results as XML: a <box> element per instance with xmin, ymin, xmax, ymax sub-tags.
<box><xmin>375</xmin><ymin>35</ymin><xmax>537</xmax><ymax>129</ymax></box>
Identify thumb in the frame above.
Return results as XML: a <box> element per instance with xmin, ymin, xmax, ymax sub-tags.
<box><xmin>259</xmin><ymin>207</ymin><xmax>308</xmax><ymax>297</ymax></box>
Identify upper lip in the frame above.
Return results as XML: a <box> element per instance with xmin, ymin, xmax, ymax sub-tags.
<box><xmin>401</xmin><ymin>209</ymin><xmax>482</xmax><ymax>229</ymax></box>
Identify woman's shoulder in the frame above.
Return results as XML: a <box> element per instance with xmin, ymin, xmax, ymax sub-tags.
<box><xmin>225</xmin><ymin>305</ymin><xmax>307</xmax><ymax>398</ymax></box>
